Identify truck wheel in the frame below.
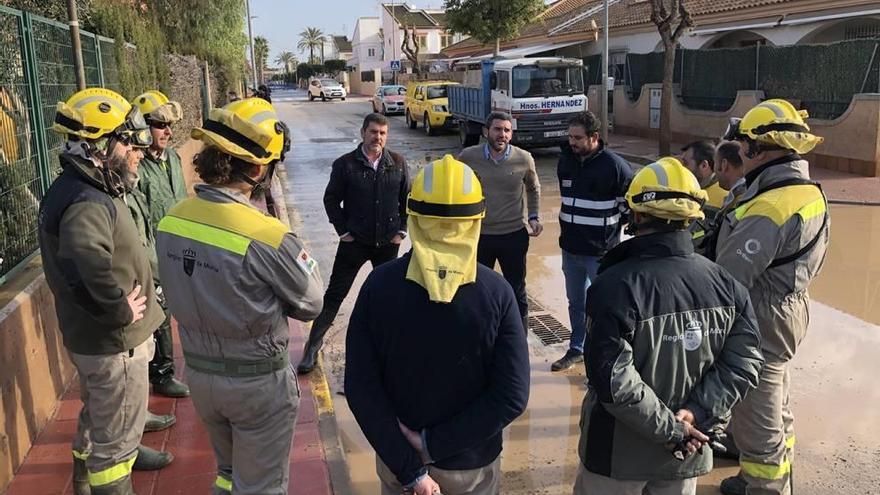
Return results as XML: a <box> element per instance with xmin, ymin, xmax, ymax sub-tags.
<box><xmin>424</xmin><ymin>114</ymin><xmax>434</xmax><ymax>136</ymax></box>
<box><xmin>309</xmin><ymin>92</ymin><xmax>314</xmax><ymax>101</ymax></box>
<box><xmin>459</xmin><ymin>122</ymin><xmax>479</xmax><ymax>147</ymax></box>
<box><xmin>321</xmin><ymin>92</ymin><xmax>327</xmax><ymax>102</ymax></box>
<box><xmin>406</xmin><ymin>111</ymin><xmax>417</xmax><ymax>129</ymax></box>
<box><xmin>341</xmin><ymin>97</ymin><xmax>346</xmax><ymax>101</ymax></box>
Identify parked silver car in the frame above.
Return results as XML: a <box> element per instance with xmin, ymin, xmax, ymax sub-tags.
<box><xmin>371</xmin><ymin>85</ymin><xmax>407</xmax><ymax>115</ymax></box>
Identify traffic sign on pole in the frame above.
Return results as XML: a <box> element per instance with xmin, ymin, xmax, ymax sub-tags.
<box><xmin>390</xmin><ymin>60</ymin><xmax>401</xmax><ymax>72</ymax></box>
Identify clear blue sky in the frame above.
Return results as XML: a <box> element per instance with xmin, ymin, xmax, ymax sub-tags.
<box><xmin>249</xmin><ymin>0</ymin><xmax>447</xmax><ymax>65</ymax></box>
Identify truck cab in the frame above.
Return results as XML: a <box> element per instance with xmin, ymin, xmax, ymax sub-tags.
<box><xmin>404</xmin><ymin>80</ymin><xmax>459</xmax><ymax>136</ymax></box>
<box><xmin>449</xmin><ymin>58</ymin><xmax>587</xmax><ymax>147</ymax></box>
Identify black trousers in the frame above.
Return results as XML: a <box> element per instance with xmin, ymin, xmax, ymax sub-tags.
<box><xmin>477</xmin><ymin>228</ymin><xmax>529</xmax><ymax>330</ymax></box>
<box><xmin>310</xmin><ymin>240</ymin><xmax>400</xmax><ymax>334</ymax></box>
<box><xmin>148</xmin><ymin>299</ymin><xmax>175</xmax><ymax>385</ymax></box>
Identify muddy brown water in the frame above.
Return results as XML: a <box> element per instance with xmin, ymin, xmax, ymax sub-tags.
<box><xmin>277</xmin><ymin>94</ymin><xmax>880</xmax><ymax>494</ymax></box>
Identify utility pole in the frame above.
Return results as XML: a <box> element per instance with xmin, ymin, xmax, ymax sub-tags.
<box><xmin>66</xmin><ymin>0</ymin><xmax>86</xmax><ymax>90</ymax></box>
<box><xmin>246</xmin><ymin>0</ymin><xmax>258</xmax><ymax>90</ymax></box>
<box><xmin>601</xmin><ymin>0</ymin><xmax>610</xmax><ymax>142</ymax></box>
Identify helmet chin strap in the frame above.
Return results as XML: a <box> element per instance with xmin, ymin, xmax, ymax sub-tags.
<box><xmin>236</xmin><ymin>163</ymin><xmax>277</xmax><ymax>218</ymax></box>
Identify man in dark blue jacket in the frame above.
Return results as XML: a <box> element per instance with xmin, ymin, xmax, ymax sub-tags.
<box><xmin>552</xmin><ymin>111</ymin><xmax>633</xmax><ymax>371</ymax></box>
<box><xmin>298</xmin><ymin>113</ymin><xmax>410</xmax><ymax>374</ymax></box>
<box><xmin>345</xmin><ymin>156</ymin><xmax>530</xmax><ymax>495</ymax></box>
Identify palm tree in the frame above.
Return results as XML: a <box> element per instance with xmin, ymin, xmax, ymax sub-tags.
<box><xmin>297</xmin><ymin>27</ymin><xmax>325</xmax><ymax>65</ymax></box>
<box><xmin>275</xmin><ymin>51</ymin><xmax>297</xmax><ymax>73</ymax></box>
<box><xmin>253</xmin><ymin>36</ymin><xmax>269</xmax><ymax>84</ymax></box>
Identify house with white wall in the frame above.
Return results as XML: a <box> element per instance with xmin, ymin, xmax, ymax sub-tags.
<box><xmin>380</xmin><ymin>3</ymin><xmax>465</xmax><ymax>74</ymax></box>
<box><xmin>350</xmin><ymin>16</ymin><xmax>384</xmax><ymax>74</ymax></box>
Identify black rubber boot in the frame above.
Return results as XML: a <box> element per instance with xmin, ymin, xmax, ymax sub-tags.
<box><xmin>296</xmin><ymin>325</ymin><xmax>330</xmax><ymax>374</ymax></box>
<box><xmin>73</xmin><ymin>457</ymin><xmax>91</xmax><ymax>495</ymax></box>
<box><xmin>132</xmin><ymin>444</ymin><xmax>173</xmax><ymax>471</ymax></box>
<box><xmin>720</xmin><ymin>474</ymin><xmax>748</xmax><ymax>495</ymax></box>
<box><xmin>143</xmin><ymin>410</ymin><xmax>176</xmax><ymax>433</ymax></box>
<box><xmin>90</xmin><ymin>476</ymin><xmax>135</xmax><ymax>495</ymax></box>
<box><xmin>152</xmin><ymin>377</ymin><xmax>190</xmax><ymax>398</ymax></box>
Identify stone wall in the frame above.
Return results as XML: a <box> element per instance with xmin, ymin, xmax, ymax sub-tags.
<box><xmin>612</xmin><ymin>84</ymin><xmax>880</xmax><ymax>177</ymax></box>
<box><xmin>165</xmin><ymin>54</ymin><xmax>223</xmax><ymax>147</ymax></box>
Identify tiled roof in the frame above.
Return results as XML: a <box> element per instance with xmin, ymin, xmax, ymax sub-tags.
<box><xmin>332</xmin><ymin>36</ymin><xmax>352</xmax><ymax>52</ymax></box>
<box><xmin>384</xmin><ymin>4</ymin><xmax>439</xmax><ymax>29</ymax></box>
<box><xmin>565</xmin><ymin>0</ymin><xmax>805</xmax><ymax>33</ymax></box>
<box><xmin>443</xmin><ymin>0</ymin><xmax>842</xmax><ymax>57</ymax></box>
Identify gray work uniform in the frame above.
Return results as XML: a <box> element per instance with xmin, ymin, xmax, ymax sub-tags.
<box><xmin>156</xmin><ymin>185</ymin><xmax>324</xmax><ymax>494</ymax></box>
<box><xmin>69</xmin><ymin>339</ymin><xmax>153</xmax><ymax>491</ymax></box>
<box><xmin>716</xmin><ymin>158</ymin><xmax>829</xmax><ymax>495</ymax></box>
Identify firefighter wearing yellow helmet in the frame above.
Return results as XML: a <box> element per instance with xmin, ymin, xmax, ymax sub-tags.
<box><xmin>572</xmin><ymin>156</ymin><xmax>762</xmax><ymax>495</ymax></box>
<box><xmin>717</xmin><ymin>99</ymin><xmax>829</xmax><ymax>495</ymax></box>
<box><xmin>128</xmin><ymin>90</ymin><xmax>191</xmax><ymax>399</ymax></box>
<box><xmin>345</xmin><ymin>155</ymin><xmax>530</xmax><ymax>495</ymax></box>
<box><xmin>39</xmin><ymin>88</ymin><xmax>174</xmax><ymax>495</ymax></box>
<box><xmin>156</xmin><ymin>98</ymin><xmax>322</xmax><ymax>495</ymax></box>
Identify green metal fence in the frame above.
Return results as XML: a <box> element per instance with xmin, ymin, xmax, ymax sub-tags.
<box><xmin>0</xmin><ymin>5</ymin><xmax>124</xmax><ymax>284</ymax></box>
<box><xmin>618</xmin><ymin>40</ymin><xmax>880</xmax><ymax>120</ymax></box>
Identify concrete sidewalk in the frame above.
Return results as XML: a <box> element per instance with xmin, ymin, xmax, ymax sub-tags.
<box><xmin>4</xmin><ymin>320</ymin><xmax>335</xmax><ymax>495</ymax></box>
<box><xmin>607</xmin><ymin>133</ymin><xmax>880</xmax><ymax>204</ymax></box>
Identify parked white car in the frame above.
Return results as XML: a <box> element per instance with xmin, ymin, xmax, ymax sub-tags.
<box><xmin>308</xmin><ymin>78</ymin><xmax>346</xmax><ymax>101</ymax></box>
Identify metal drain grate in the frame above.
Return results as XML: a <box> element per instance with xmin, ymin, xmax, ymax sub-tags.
<box><xmin>526</xmin><ymin>295</ymin><xmax>545</xmax><ymax>312</ymax></box>
<box><xmin>309</xmin><ymin>137</ymin><xmax>358</xmax><ymax>143</ymax></box>
<box><xmin>527</xmin><ymin>296</ymin><xmax>571</xmax><ymax>346</ymax></box>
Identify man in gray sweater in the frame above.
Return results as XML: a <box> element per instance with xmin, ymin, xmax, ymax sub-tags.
<box><xmin>458</xmin><ymin>112</ymin><xmax>541</xmax><ymax>330</ymax></box>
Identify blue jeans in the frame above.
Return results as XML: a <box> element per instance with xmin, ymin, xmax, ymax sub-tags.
<box><xmin>562</xmin><ymin>250</ymin><xmax>601</xmax><ymax>354</ymax></box>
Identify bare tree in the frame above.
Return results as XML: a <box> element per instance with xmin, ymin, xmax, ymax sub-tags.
<box><xmin>400</xmin><ymin>25</ymin><xmax>422</xmax><ymax>76</ymax></box>
<box><xmin>650</xmin><ymin>0</ymin><xmax>693</xmax><ymax>155</ymax></box>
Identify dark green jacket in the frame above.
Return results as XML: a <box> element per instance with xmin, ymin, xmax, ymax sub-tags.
<box><xmin>137</xmin><ymin>148</ymin><xmax>188</xmax><ymax>238</ymax></box>
<box><xmin>38</xmin><ymin>153</ymin><xmax>164</xmax><ymax>355</ymax></box>
<box><xmin>127</xmin><ymin>183</ymin><xmax>159</xmax><ymax>286</ymax></box>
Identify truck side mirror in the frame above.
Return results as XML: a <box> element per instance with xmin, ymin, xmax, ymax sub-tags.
<box><xmin>489</xmin><ymin>72</ymin><xmax>497</xmax><ymax>90</ymax></box>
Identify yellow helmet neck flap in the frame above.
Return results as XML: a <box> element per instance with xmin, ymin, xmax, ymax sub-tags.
<box><xmin>406</xmin><ymin>155</ymin><xmax>486</xmax><ymax>303</ymax></box>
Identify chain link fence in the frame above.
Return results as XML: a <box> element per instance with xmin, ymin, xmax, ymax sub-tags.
<box><xmin>0</xmin><ymin>5</ymin><xmax>123</xmax><ymax>283</ymax></box>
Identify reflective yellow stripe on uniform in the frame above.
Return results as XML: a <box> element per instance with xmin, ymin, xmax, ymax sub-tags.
<box><xmin>692</xmin><ymin>229</ymin><xmax>706</xmax><ymax>240</ymax></box>
<box><xmin>72</xmin><ymin>449</ymin><xmax>90</xmax><ymax>461</ymax></box>
<box><xmin>786</xmin><ymin>435</ymin><xmax>796</xmax><ymax>449</ymax></box>
<box><xmin>741</xmin><ymin>458</ymin><xmax>791</xmax><ymax>480</ymax></box>
<box><xmin>159</xmin><ymin>216</ymin><xmax>252</xmax><ymax>255</ymax></box>
<box><xmin>215</xmin><ymin>475</ymin><xmax>233</xmax><ymax>492</ymax></box>
<box><xmin>88</xmin><ymin>456</ymin><xmax>137</xmax><ymax>486</ymax></box>
<box><xmin>735</xmin><ymin>184</ymin><xmax>826</xmax><ymax>226</ymax></box>
<box><xmin>160</xmin><ymin>197</ymin><xmax>288</xmax><ymax>251</ymax></box>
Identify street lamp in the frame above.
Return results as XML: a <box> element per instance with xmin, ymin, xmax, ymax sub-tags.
<box><xmin>601</xmin><ymin>0</ymin><xmax>610</xmax><ymax>142</ymax></box>
<box><xmin>246</xmin><ymin>0</ymin><xmax>258</xmax><ymax>91</ymax></box>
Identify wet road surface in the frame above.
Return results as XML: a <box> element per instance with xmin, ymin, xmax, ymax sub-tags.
<box><xmin>273</xmin><ymin>89</ymin><xmax>880</xmax><ymax>494</ymax></box>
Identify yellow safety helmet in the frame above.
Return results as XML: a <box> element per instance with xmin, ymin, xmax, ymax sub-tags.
<box><xmin>626</xmin><ymin>157</ymin><xmax>708</xmax><ymax>223</ymax></box>
<box><xmin>723</xmin><ymin>99</ymin><xmax>823</xmax><ymax>154</ymax></box>
<box><xmin>191</xmin><ymin>97</ymin><xmax>288</xmax><ymax>166</ymax></box>
<box><xmin>407</xmin><ymin>155</ymin><xmax>485</xmax><ymax>220</ymax></box>
<box><xmin>131</xmin><ymin>90</ymin><xmax>182</xmax><ymax>124</ymax></box>
<box><xmin>52</xmin><ymin>88</ymin><xmax>151</xmax><ymax>147</ymax></box>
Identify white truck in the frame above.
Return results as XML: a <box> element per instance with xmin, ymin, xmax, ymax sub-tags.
<box><xmin>448</xmin><ymin>57</ymin><xmax>587</xmax><ymax>147</ymax></box>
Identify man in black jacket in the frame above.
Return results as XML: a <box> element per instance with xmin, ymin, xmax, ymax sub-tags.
<box><xmin>346</xmin><ymin>155</ymin><xmax>529</xmax><ymax>495</ymax></box>
<box><xmin>552</xmin><ymin>111</ymin><xmax>633</xmax><ymax>371</ymax></box>
<box><xmin>298</xmin><ymin>113</ymin><xmax>410</xmax><ymax>374</ymax></box>
<box><xmin>574</xmin><ymin>157</ymin><xmax>762</xmax><ymax>494</ymax></box>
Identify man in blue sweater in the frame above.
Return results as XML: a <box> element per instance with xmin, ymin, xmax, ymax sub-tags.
<box><xmin>345</xmin><ymin>155</ymin><xmax>530</xmax><ymax>495</ymax></box>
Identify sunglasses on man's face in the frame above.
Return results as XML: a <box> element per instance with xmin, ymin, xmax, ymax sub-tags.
<box><xmin>148</xmin><ymin>121</ymin><xmax>171</xmax><ymax>130</ymax></box>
